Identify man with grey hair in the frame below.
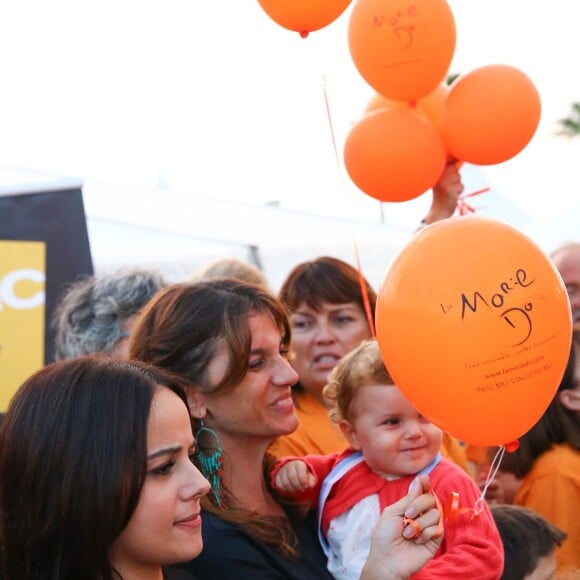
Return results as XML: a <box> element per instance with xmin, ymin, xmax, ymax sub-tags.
<box><xmin>52</xmin><ymin>267</ymin><xmax>165</xmax><ymax>360</ymax></box>
<box><xmin>551</xmin><ymin>241</ymin><xmax>580</xmax><ymax>330</ymax></box>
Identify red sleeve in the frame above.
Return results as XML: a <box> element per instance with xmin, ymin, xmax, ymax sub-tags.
<box><xmin>270</xmin><ymin>452</ymin><xmax>341</xmax><ymax>505</ymax></box>
<box><xmin>411</xmin><ymin>460</ymin><xmax>504</xmax><ymax>580</ymax></box>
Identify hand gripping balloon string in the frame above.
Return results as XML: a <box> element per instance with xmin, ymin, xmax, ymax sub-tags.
<box><xmin>457</xmin><ymin>186</ymin><xmax>490</xmax><ymax>216</ymax></box>
<box><xmin>402</xmin><ymin>516</ymin><xmax>422</xmax><ymax>539</ymax></box>
<box><xmin>402</xmin><ymin>487</ymin><xmax>444</xmax><ymax>540</ymax></box>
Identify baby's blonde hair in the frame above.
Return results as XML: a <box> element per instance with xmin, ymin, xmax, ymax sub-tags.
<box><xmin>323</xmin><ymin>339</ymin><xmax>394</xmax><ymax>423</ymax></box>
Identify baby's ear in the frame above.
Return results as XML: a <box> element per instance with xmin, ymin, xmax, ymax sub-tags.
<box><xmin>339</xmin><ymin>419</ymin><xmax>361</xmax><ymax>450</ymax></box>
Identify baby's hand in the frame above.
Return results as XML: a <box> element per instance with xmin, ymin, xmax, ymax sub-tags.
<box><xmin>274</xmin><ymin>460</ymin><xmax>317</xmax><ymax>493</ymax></box>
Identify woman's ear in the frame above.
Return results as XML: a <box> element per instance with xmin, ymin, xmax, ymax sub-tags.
<box><xmin>558</xmin><ymin>388</ymin><xmax>580</xmax><ymax>412</ymax></box>
<box><xmin>187</xmin><ymin>389</ymin><xmax>207</xmax><ymax>419</ymax></box>
<box><xmin>339</xmin><ymin>419</ymin><xmax>361</xmax><ymax>450</ymax></box>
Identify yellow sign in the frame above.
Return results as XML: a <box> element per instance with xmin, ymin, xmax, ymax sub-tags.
<box><xmin>0</xmin><ymin>241</ymin><xmax>46</xmax><ymax>411</ymax></box>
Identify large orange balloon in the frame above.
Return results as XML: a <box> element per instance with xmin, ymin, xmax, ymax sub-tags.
<box><xmin>365</xmin><ymin>83</ymin><xmax>451</xmax><ymax>134</ymax></box>
<box><xmin>344</xmin><ymin>108</ymin><xmax>446</xmax><ymax>202</ymax></box>
<box><xmin>442</xmin><ymin>65</ymin><xmax>541</xmax><ymax>165</ymax></box>
<box><xmin>376</xmin><ymin>217</ymin><xmax>572</xmax><ymax>447</ymax></box>
<box><xmin>348</xmin><ymin>0</ymin><xmax>456</xmax><ymax>101</ymax></box>
<box><xmin>257</xmin><ymin>0</ymin><xmax>352</xmax><ymax>37</ymax></box>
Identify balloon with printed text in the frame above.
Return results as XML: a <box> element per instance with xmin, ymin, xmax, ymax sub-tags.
<box><xmin>348</xmin><ymin>0</ymin><xmax>456</xmax><ymax>101</ymax></box>
<box><xmin>375</xmin><ymin>216</ymin><xmax>572</xmax><ymax>447</ymax></box>
<box><xmin>256</xmin><ymin>0</ymin><xmax>352</xmax><ymax>37</ymax></box>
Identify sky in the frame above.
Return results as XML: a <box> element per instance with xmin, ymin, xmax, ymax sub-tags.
<box><xmin>0</xmin><ymin>1</ymin><xmax>579</xmax><ymax>239</ymax></box>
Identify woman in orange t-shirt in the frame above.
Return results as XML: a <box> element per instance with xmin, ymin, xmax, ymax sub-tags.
<box><xmin>499</xmin><ymin>337</ymin><xmax>580</xmax><ymax>573</ymax></box>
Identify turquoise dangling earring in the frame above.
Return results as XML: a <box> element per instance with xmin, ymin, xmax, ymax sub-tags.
<box><xmin>195</xmin><ymin>421</ymin><xmax>224</xmax><ymax>507</ymax></box>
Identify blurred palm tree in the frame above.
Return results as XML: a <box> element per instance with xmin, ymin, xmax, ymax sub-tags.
<box><xmin>446</xmin><ymin>73</ymin><xmax>460</xmax><ymax>85</ymax></box>
<box><xmin>556</xmin><ymin>102</ymin><xmax>580</xmax><ymax>136</ymax></box>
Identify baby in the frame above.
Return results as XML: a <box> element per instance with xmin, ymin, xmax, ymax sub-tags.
<box><xmin>271</xmin><ymin>339</ymin><xmax>503</xmax><ymax>579</ymax></box>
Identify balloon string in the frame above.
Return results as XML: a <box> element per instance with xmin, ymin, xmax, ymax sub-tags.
<box><xmin>457</xmin><ymin>186</ymin><xmax>490</xmax><ymax>216</ymax></box>
<box><xmin>353</xmin><ymin>242</ymin><xmax>377</xmax><ymax>338</ymax></box>
<box><xmin>475</xmin><ymin>445</ymin><xmax>506</xmax><ymax>515</ymax></box>
<box><xmin>440</xmin><ymin>446</ymin><xmax>507</xmax><ymax>523</ymax></box>
<box><xmin>443</xmin><ymin>490</ymin><xmax>478</xmax><ymax>521</ymax></box>
<box><xmin>320</xmin><ymin>75</ymin><xmax>376</xmax><ymax>338</ymax></box>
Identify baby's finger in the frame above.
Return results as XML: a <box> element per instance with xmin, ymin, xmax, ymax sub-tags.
<box><xmin>274</xmin><ymin>469</ymin><xmax>293</xmax><ymax>491</ymax></box>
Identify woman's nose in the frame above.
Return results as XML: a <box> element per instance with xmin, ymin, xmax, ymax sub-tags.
<box><xmin>314</xmin><ymin>320</ymin><xmax>336</xmax><ymax>343</ymax></box>
<box><xmin>183</xmin><ymin>462</ymin><xmax>211</xmax><ymax>500</ymax></box>
<box><xmin>274</xmin><ymin>356</ymin><xmax>299</xmax><ymax>386</ymax></box>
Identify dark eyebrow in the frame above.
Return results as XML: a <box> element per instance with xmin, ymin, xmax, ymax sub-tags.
<box><xmin>332</xmin><ymin>305</ymin><xmax>358</xmax><ymax>312</ymax></box>
<box><xmin>147</xmin><ymin>446</ymin><xmax>181</xmax><ymax>461</ymax></box>
<box><xmin>291</xmin><ymin>309</ymin><xmax>314</xmax><ymax>317</ymax></box>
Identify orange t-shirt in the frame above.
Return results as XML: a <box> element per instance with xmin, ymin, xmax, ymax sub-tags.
<box><xmin>514</xmin><ymin>443</ymin><xmax>580</xmax><ymax>573</ymax></box>
<box><xmin>268</xmin><ymin>390</ymin><xmax>347</xmax><ymax>459</ymax></box>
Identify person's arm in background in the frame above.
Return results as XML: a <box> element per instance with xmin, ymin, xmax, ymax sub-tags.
<box><xmin>360</xmin><ymin>475</ymin><xmax>442</xmax><ymax>580</ymax></box>
<box><xmin>419</xmin><ymin>161</ymin><xmax>464</xmax><ymax>228</ymax></box>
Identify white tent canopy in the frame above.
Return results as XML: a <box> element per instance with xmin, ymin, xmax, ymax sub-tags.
<box><xmin>2</xmin><ymin>165</ymin><xmax>577</xmax><ymax>293</ymax></box>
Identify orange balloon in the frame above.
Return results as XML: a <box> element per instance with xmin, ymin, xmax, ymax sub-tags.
<box><xmin>364</xmin><ymin>93</ymin><xmax>407</xmax><ymax>115</ymax></box>
<box><xmin>376</xmin><ymin>217</ymin><xmax>572</xmax><ymax>447</ymax></box>
<box><xmin>348</xmin><ymin>0</ymin><xmax>456</xmax><ymax>101</ymax></box>
<box><xmin>365</xmin><ymin>83</ymin><xmax>450</xmax><ymax>133</ymax></box>
<box><xmin>257</xmin><ymin>0</ymin><xmax>352</xmax><ymax>37</ymax></box>
<box><xmin>441</xmin><ymin>65</ymin><xmax>541</xmax><ymax>165</ymax></box>
<box><xmin>344</xmin><ymin>108</ymin><xmax>446</xmax><ymax>202</ymax></box>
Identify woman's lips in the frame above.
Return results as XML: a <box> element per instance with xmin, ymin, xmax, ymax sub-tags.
<box><xmin>312</xmin><ymin>354</ymin><xmax>341</xmax><ymax>370</ymax></box>
<box><xmin>270</xmin><ymin>396</ymin><xmax>294</xmax><ymax>411</ymax></box>
<box><xmin>175</xmin><ymin>513</ymin><xmax>202</xmax><ymax>528</ymax></box>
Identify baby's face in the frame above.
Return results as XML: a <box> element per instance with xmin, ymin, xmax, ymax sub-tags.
<box><xmin>347</xmin><ymin>384</ymin><xmax>442</xmax><ymax>478</ymax></box>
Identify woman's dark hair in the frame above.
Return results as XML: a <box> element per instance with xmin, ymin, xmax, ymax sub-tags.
<box><xmin>130</xmin><ymin>279</ymin><xmax>291</xmax><ymax>396</ymax></box>
<box><xmin>500</xmin><ymin>338</ymin><xmax>580</xmax><ymax>478</ymax></box>
<box><xmin>0</xmin><ymin>356</ymin><xmax>190</xmax><ymax>580</ymax></box>
<box><xmin>130</xmin><ymin>280</ymin><xmax>303</xmax><ymax>557</ymax></box>
<box><xmin>279</xmin><ymin>256</ymin><xmax>376</xmax><ymax>318</ymax></box>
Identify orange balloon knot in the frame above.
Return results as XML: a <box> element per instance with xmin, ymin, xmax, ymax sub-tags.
<box><xmin>299</xmin><ymin>30</ymin><xmax>309</xmax><ymax>38</ymax></box>
<box><xmin>408</xmin><ymin>100</ymin><xmax>418</xmax><ymax>109</ymax></box>
<box><xmin>504</xmin><ymin>440</ymin><xmax>520</xmax><ymax>453</ymax></box>
<box><xmin>402</xmin><ymin>516</ymin><xmax>422</xmax><ymax>539</ymax></box>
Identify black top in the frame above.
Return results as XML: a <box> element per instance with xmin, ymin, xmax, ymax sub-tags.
<box><xmin>173</xmin><ymin>510</ymin><xmax>333</xmax><ymax>579</ymax></box>
<box><xmin>164</xmin><ymin>566</ymin><xmax>199</xmax><ymax>580</ymax></box>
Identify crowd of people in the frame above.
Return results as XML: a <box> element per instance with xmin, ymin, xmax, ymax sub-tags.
<box><xmin>0</xmin><ymin>170</ymin><xmax>579</xmax><ymax>579</ymax></box>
